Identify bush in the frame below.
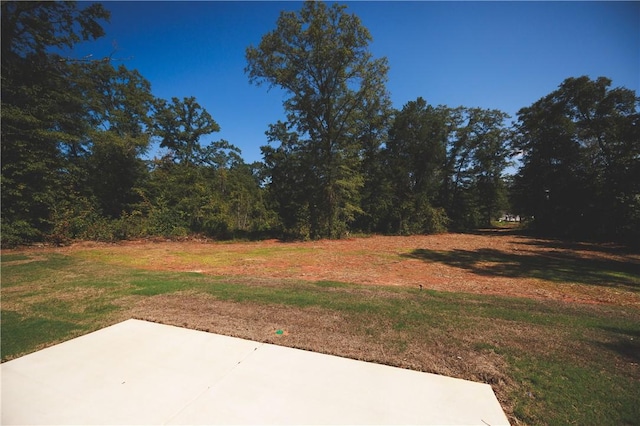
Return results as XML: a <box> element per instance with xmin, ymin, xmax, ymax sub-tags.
<box><xmin>422</xmin><ymin>205</ymin><xmax>450</xmax><ymax>234</ymax></box>
<box><xmin>1</xmin><ymin>220</ymin><xmax>42</xmax><ymax>248</ymax></box>
<box><xmin>48</xmin><ymin>197</ymin><xmax>103</xmax><ymax>244</ymax></box>
<box><xmin>146</xmin><ymin>203</ymin><xmax>189</xmax><ymax>238</ymax></box>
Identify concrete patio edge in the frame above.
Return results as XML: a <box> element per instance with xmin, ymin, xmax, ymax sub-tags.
<box><xmin>1</xmin><ymin>319</ymin><xmax>510</xmax><ymax>425</ymax></box>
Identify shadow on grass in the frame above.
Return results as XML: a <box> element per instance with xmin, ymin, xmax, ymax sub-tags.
<box><xmin>596</xmin><ymin>326</ymin><xmax>640</xmax><ymax>363</ymax></box>
<box><xmin>516</xmin><ymin>236</ymin><xmax>637</xmax><ymax>256</ymax></box>
<box><xmin>404</xmin><ymin>248</ymin><xmax>640</xmax><ymax>290</ymax></box>
<box><xmin>600</xmin><ymin>338</ymin><xmax>640</xmax><ymax>363</ymax></box>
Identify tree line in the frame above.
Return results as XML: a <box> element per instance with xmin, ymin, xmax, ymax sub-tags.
<box><xmin>2</xmin><ymin>1</ymin><xmax>638</xmax><ymax>247</ymax></box>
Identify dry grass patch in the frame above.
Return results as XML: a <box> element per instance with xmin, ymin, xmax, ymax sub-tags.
<box><xmin>3</xmin><ymin>232</ymin><xmax>639</xmax><ymax>425</ymax></box>
<box><xmin>51</xmin><ymin>232</ymin><xmax>640</xmax><ymax>306</ymax></box>
<box><xmin>125</xmin><ymin>291</ymin><xmax>517</xmax><ymax>417</ymax></box>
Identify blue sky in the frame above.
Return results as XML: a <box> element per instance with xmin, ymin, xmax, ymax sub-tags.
<box><xmin>72</xmin><ymin>1</ymin><xmax>639</xmax><ymax>164</ymax></box>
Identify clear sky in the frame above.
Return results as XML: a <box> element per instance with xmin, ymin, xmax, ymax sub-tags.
<box><xmin>71</xmin><ymin>1</ymin><xmax>639</xmax><ymax>164</ymax></box>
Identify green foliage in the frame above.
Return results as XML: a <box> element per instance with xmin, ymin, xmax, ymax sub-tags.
<box><xmin>79</xmin><ymin>62</ymin><xmax>155</xmax><ymax>217</ymax></box>
<box><xmin>440</xmin><ymin>107</ymin><xmax>512</xmax><ymax>229</ymax></box>
<box><xmin>49</xmin><ymin>195</ymin><xmax>105</xmax><ymax>243</ymax></box>
<box><xmin>0</xmin><ymin>1</ymin><xmax>156</xmax><ymax>245</ymax></box>
<box><xmin>421</xmin><ymin>205</ymin><xmax>450</xmax><ymax>234</ymax></box>
<box><xmin>47</xmin><ymin>197</ymin><xmax>151</xmax><ymax>243</ymax></box>
<box><xmin>1</xmin><ymin>2</ymin><xmax>109</xmax><ymax>57</ymax></box>
<box><xmin>1</xmin><ymin>2</ymin><xmax>111</xmax><ymax>244</ymax></box>
<box><xmin>247</xmin><ymin>0</ymin><xmax>391</xmax><ymax>239</ymax></box>
<box><xmin>144</xmin><ymin>155</ymin><xmax>267</xmax><ymax>239</ymax></box>
<box><xmin>383</xmin><ymin>98</ymin><xmax>446</xmax><ymax>233</ymax></box>
<box><xmin>153</xmin><ymin>96</ymin><xmax>221</xmax><ymax>166</ymax></box>
<box><xmin>372</xmin><ymin>99</ymin><xmax>511</xmax><ymax>234</ymax></box>
<box><xmin>1</xmin><ymin>2</ymin><xmax>635</xmax><ymax>247</ymax></box>
<box><xmin>512</xmin><ymin>76</ymin><xmax>640</xmax><ymax>244</ymax></box>
<box><xmin>0</xmin><ymin>0</ymin><xmax>269</xmax><ymax>245</ymax></box>
<box><xmin>1</xmin><ymin>220</ymin><xmax>43</xmax><ymax>248</ymax></box>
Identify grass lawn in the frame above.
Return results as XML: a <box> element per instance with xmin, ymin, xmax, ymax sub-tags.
<box><xmin>1</xmin><ymin>235</ymin><xmax>639</xmax><ymax>425</ymax></box>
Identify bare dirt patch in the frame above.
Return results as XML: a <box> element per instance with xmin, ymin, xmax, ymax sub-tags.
<box><xmin>53</xmin><ymin>231</ymin><xmax>640</xmax><ymax>306</ymax></box>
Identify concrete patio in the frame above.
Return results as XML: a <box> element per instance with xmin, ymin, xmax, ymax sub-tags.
<box><xmin>1</xmin><ymin>319</ymin><xmax>509</xmax><ymax>425</ymax></box>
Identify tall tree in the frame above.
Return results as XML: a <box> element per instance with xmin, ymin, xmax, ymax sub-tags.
<box><xmin>153</xmin><ymin>96</ymin><xmax>221</xmax><ymax>166</ymax></box>
<box><xmin>356</xmin><ymin>101</ymin><xmax>392</xmax><ymax>233</ymax></box>
<box><xmin>512</xmin><ymin>76</ymin><xmax>639</xmax><ymax>243</ymax></box>
<box><xmin>149</xmin><ymin>96</ymin><xmax>265</xmax><ymax>237</ymax></box>
<box><xmin>1</xmin><ymin>1</ymin><xmax>110</xmax><ymax>245</ymax></box>
<box><xmin>466</xmin><ymin>108</ymin><xmax>512</xmax><ymax>226</ymax></box>
<box><xmin>384</xmin><ymin>98</ymin><xmax>449</xmax><ymax>234</ymax></box>
<box><xmin>439</xmin><ymin>107</ymin><xmax>511</xmax><ymax>229</ymax></box>
<box><xmin>79</xmin><ymin>62</ymin><xmax>155</xmax><ymax>218</ymax></box>
<box><xmin>260</xmin><ymin>121</ymin><xmax>312</xmax><ymax>237</ymax></box>
<box><xmin>246</xmin><ymin>0</ymin><xmax>390</xmax><ymax>238</ymax></box>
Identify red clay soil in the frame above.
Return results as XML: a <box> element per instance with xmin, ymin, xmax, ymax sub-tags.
<box><xmin>61</xmin><ymin>230</ymin><xmax>640</xmax><ymax>307</ymax></box>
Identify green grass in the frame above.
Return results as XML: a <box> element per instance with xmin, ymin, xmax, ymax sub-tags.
<box><xmin>511</xmin><ymin>355</ymin><xmax>640</xmax><ymax>425</ymax></box>
<box><xmin>129</xmin><ymin>272</ymin><xmax>209</xmax><ymax>296</ymax></box>
<box><xmin>1</xmin><ymin>253</ymin><xmax>30</xmax><ymax>262</ymax></box>
<box><xmin>1</xmin><ymin>310</ymin><xmax>83</xmax><ymax>356</ymax></box>
<box><xmin>1</xmin><ymin>251</ymin><xmax>639</xmax><ymax>425</ymax></box>
<box><xmin>314</xmin><ymin>280</ymin><xmax>351</xmax><ymax>288</ymax></box>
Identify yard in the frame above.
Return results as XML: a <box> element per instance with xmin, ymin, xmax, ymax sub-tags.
<box><xmin>2</xmin><ymin>230</ymin><xmax>639</xmax><ymax>424</ymax></box>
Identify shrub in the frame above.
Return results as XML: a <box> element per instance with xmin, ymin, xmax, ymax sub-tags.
<box><xmin>1</xmin><ymin>220</ymin><xmax>42</xmax><ymax>248</ymax></box>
